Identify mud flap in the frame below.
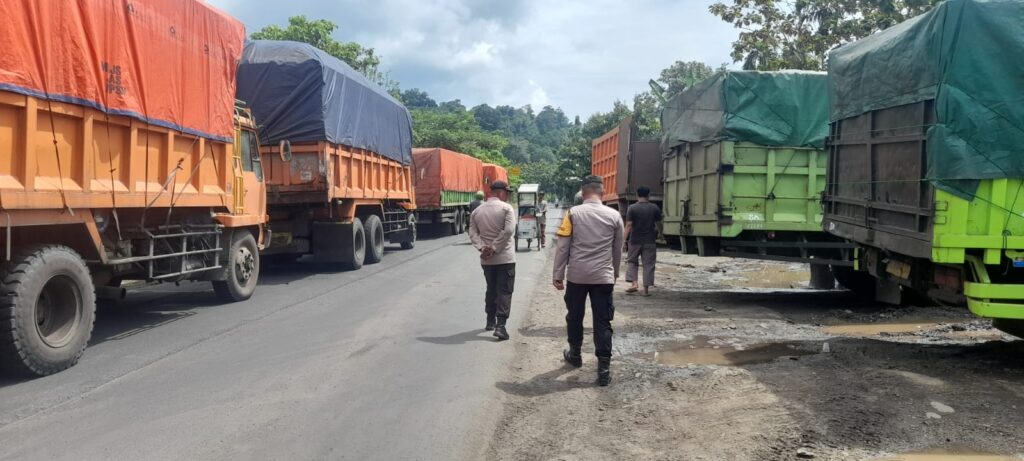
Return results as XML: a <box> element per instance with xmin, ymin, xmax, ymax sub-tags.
<box><xmin>312</xmin><ymin>221</ymin><xmax>357</xmax><ymax>263</ymax></box>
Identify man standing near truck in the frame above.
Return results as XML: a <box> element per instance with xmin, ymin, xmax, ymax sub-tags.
<box><xmin>553</xmin><ymin>175</ymin><xmax>624</xmax><ymax>386</ymax></box>
<box><xmin>469</xmin><ymin>181</ymin><xmax>517</xmax><ymax>341</ymax></box>
<box><xmin>625</xmin><ymin>186</ymin><xmax>662</xmax><ymax>296</ymax></box>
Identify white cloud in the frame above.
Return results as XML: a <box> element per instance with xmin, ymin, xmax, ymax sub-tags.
<box><xmin>449</xmin><ymin>42</ymin><xmax>500</xmax><ymax>69</ymax></box>
<box><xmin>527</xmin><ymin>80</ymin><xmax>549</xmax><ymax>108</ymax></box>
<box><xmin>207</xmin><ymin>0</ymin><xmax>739</xmax><ymax>118</ymax></box>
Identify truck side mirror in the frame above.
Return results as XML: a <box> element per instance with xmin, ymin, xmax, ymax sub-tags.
<box><xmin>279</xmin><ymin>140</ymin><xmax>292</xmax><ymax>162</ymax></box>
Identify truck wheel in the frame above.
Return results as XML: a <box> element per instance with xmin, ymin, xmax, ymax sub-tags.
<box><xmin>401</xmin><ymin>215</ymin><xmax>416</xmax><ymax>250</ymax></box>
<box><xmin>346</xmin><ymin>217</ymin><xmax>366</xmax><ymax>270</ymax></box>
<box><xmin>993</xmin><ymin>319</ymin><xmax>1024</xmax><ymax>339</ymax></box>
<box><xmin>212</xmin><ymin>231</ymin><xmax>259</xmax><ymax>302</ymax></box>
<box><xmin>809</xmin><ymin>264</ymin><xmax>835</xmax><ymax>289</ymax></box>
<box><xmin>363</xmin><ymin>215</ymin><xmax>385</xmax><ymax>264</ymax></box>
<box><xmin>831</xmin><ymin>265</ymin><xmax>876</xmax><ymax>298</ymax></box>
<box><xmin>0</xmin><ymin>245</ymin><xmax>96</xmax><ymax>377</ymax></box>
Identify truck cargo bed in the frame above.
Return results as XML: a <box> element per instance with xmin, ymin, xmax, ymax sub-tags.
<box><xmin>261</xmin><ymin>141</ymin><xmax>413</xmax><ymax>205</ymax></box>
<box><xmin>664</xmin><ymin>140</ymin><xmax>852</xmax><ymax>265</ymax></box>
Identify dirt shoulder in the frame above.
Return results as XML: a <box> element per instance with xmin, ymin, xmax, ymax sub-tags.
<box><xmin>486</xmin><ymin>250</ymin><xmax>1024</xmax><ymax>461</ymax></box>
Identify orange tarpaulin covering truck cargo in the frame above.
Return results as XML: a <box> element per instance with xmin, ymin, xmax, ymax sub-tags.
<box><xmin>237</xmin><ymin>41</ymin><xmax>416</xmax><ymax>268</ymax></box>
<box><xmin>412</xmin><ymin>148</ymin><xmax>483</xmax><ymax>235</ymax></box>
<box><xmin>482</xmin><ymin>164</ymin><xmax>509</xmax><ymax>199</ymax></box>
<box><xmin>0</xmin><ymin>0</ymin><xmax>266</xmax><ymax>377</ymax></box>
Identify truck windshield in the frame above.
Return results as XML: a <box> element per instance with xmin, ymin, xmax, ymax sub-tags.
<box><xmin>240</xmin><ymin>130</ymin><xmax>263</xmax><ymax>181</ymax></box>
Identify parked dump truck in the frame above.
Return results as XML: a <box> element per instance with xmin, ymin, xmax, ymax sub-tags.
<box><xmin>237</xmin><ymin>41</ymin><xmax>416</xmax><ymax>268</ymax></box>
<box><xmin>823</xmin><ymin>0</ymin><xmax>1024</xmax><ymax>331</ymax></box>
<box><xmin>482</xmin><ymin>163</ymin><xmax>509</xmax><ymax>199</ymax></box>
<box><xmin>661</xmin><ymin>71</ymin><xmax>856</xmax><ymax>285</ymax></box>
<box><xmin>591</xmin><ymin>116</ymin><xmax>663</xmax><ymax>213</ymax></box>
<box><xmin>413</xmin><ymin>148</ymin><xmax>483</xmax><ymax>235</ymax></box>
<box><xmin>0</xmin><ymin>1</ymin><xmax>264</xmax><ymax>376</ymax></box>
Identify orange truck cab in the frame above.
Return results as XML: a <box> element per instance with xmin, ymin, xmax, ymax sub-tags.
<box><xmin>0</xmin><ymin>1</ymin><xmax>265</xmax><ymax>377</ymax></box>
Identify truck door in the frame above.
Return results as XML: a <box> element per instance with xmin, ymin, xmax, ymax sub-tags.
<box><xmin>238</xmin><ymin>129</ymin><xmax>267</xmax><ymax>222</ymax></box>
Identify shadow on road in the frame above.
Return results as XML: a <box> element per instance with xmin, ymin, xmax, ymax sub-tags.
<box><xmin>417</xmin><ymin>329</ymin><xmax>500</xmax><ymax>345</ymax></box>
<box><xmin>495</xmin><ymin>365</ymin><xmax>594</xmax><ymax>397</ymax></box>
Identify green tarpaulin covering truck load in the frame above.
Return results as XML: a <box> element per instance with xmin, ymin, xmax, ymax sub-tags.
<box><xmin>822</xmin><ymin>0</ymin><xmax>1024</xmax><ymax>331</ymax></box>
<box><xmin>828</xmin><ymin>0</ymin><xmax>1024</xmax><ymax>199</ymax></box>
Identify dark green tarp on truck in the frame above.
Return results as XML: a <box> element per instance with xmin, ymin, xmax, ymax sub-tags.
<box><xmin>828</xmin><ymin>0</ymin><xmax>1024</xmax><ymax>197</ymax></box>
<box><xmin>660</xmin><ymin>70</ymin><xmax>829</xmax><ymax>152</ymax></box>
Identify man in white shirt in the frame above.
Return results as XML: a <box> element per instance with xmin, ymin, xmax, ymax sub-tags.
<box><xmin>469</xmin><ymin>181</ymin><xmax>517</xmax><ymax>340</ymax></box>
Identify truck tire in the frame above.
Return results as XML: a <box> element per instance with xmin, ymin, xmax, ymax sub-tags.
<box><xmin>809</xmin><ymin>264</ymin><xmax>835</xmax><ymax>289</ymax></box>
<box><xmin>993</xmin><ymin>319</ymin><xmax>1024</xmax><ymax>339</ymax></box>
<box><xmin>0</xmin><ymin>245</ymin><xmax>96</xmax><ymax>377</ymax></box>
<box><xmin>212</xmin><ymin>231</ymin><xmax>259</xmax><ymax>302</ymax></box>
<box><xmin>831</xmin><ymin>265</ymin><xmax>876</xmax><ymax>298</ymax></box>
<box><xmin>363</xmin><ymin>215</ymin><xmax>385</xmax><ymax>264</ymax></box>
<box><xmin>401</xmin><ymin>215</ymin><xmax>416</xmax><ymax>250</ymax></box>
<box><xmin>345</xmin><ymin>217</ymin><xmax>366</xmax><ymax>270</ymax></box>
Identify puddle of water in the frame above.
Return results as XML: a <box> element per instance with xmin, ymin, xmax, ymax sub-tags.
<box><xmin>633</xmin><ymin>336</ymin><xmax>815</xmax><ymax>366</ymax></box>
<box><xmin>729</xmin><ymin>265</ymin><xmax>809</xmax><ymax>289</ymax></box>
<box><xmin>877</xmin><ymin>448</ymin><xmax>1017</xmax><ymax>460</ymax></box>
<box><xmin>822</xmin><ymin>322</ymin><xmax>940</xmax><ymax>336</ymax></box>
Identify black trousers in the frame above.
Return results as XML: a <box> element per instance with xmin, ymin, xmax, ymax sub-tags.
<box><xmin>483</xmin><ymin>263</ymin><xmax>515</xmax><ymax>324</ymax></box>
<box><xmin>564</xmin><ymin>282</ymin><xmax>614</xmax><ymax>358</ymax></box>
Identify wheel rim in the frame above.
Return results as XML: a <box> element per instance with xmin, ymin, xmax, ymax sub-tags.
<box><xmin>375</xmin><ymin>225</ymin><xmax>384</xmax><ymax>252</ymax></box>
<box><xmin>35</xmin><ymin>275</ymin><xmax>83</xmax><ymax>348</ymax></box>
<box><xmin>235</xmin><ymin>245</ymin><xmax>255</xmax><ymax>285</ymax></box>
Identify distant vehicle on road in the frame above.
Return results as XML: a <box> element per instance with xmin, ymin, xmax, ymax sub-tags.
<box><xmin>516</xmin><ymin>184</ymin><xmax>542</xmax><ymax>251</ymax></box>
<box><xmin>412</xmin><ymin>148</ymin><xmax>483</xmax><ymax>236</ymax></box>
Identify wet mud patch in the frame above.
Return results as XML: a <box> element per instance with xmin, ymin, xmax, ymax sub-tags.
<box><xmin>630</xmin><ymin>336</ymin><xmax>817</xmax><ymax>367</ymax></box>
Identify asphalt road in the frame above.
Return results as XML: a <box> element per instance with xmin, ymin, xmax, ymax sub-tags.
<box><xmin>0</xmin><ymin>209</ymin><xmax>562</xmax><ymax>460</ymax></box>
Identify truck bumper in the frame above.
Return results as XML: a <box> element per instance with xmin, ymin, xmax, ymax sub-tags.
<box><xmin>964</xmin><ymin>255</ymin><xmax>1024</xmax><ymax>319</ymax></box>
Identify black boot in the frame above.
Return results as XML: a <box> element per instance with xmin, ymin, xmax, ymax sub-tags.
<box><xmin>485</xmin><ymin>318</ymin><xmax>496</xmax><ymax>331</ymax></box>
<box><xmin>563</xmin><ymin>344</ymin><xmax>583</xmax><ymax>367</ymax></box>
<box><xmin>597</xmin><ymin>357</ymin><xmax>611</xmax><ymax>386</ymax></box>
<box><xmin>493</xmin><ymin>320</ymin><xmax>509</xmax><ymax>341</ymax></box>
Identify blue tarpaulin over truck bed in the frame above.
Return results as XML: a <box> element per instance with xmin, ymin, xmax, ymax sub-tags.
<box><xmin>237</xmin><ymin>40</ymin><xmax>413</xmax><ymax>165</ymax></box>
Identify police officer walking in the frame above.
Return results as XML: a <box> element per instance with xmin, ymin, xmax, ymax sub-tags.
<box><xmin>469</xmin><ymin>181</ymin><xmax>517</xmax><ymax>341</ymax></box>
<box><xmin>552</xmin><ymin>176</ymin><xmax>624</xmax><ymax>386</ymax></box>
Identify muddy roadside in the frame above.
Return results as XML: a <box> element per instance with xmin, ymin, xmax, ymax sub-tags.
<box><xmin>486</xmin><ymin>250</ymin><xmax>1024</xmax><ymax>461</ymax></box>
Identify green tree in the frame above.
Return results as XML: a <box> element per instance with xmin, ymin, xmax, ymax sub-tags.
<box><xmin>400</xmin><ymin>89</ymin><xmax>437</xmax><ymax>109</ymax></box>
<box><xmin>438</xmin><ymin>99</ymin><xmax>467</xmax><ymax>113</ymax></box>
<box><xmin>656</xmin><ymin>61</ymin><xmax>716</xmax><ymax>99</ymax></box>
<box><xmin>251</xmin><ymin>16</ymin><xmax>396</xmax><ymax>90</ymax></box>
<box><xmin>709</xmin><ymin>0</ymin><xmax>941</xmax><ymax>71</ymax></box>
<box><xmin>410</xmin><ymin>109</ymin><xmax>509</xmax><ymax>165</ymax></box>
<box><xmin>631</xmin><ymin>92</ymin><xmax>662</xmax><ymax>141</ymax></box>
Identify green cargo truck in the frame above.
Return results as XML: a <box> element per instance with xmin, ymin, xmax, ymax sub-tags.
<box><xmin>823</xmin><ymin>0</ymin><xmax>1024</xmax><ymax>331</ymax></box>
<box><xmin>661</xmin><ymin>71</ymin><xmax>858</xmax><ymax>286</ymax></box>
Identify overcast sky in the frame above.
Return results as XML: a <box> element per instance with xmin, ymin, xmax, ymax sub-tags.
<box><xmin>208</xmin><ymin>0</ymin><xmax>739</xmax><ymax>119</ymax></box>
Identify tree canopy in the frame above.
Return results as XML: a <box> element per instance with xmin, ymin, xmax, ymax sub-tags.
<box><xmin>709</xmin><ymin>0</ymin><xmax>941</xmax><ymax>70</ymax></box>
<box><xmin>250</xmin><ymin>16</ymin><xmax>396</xmax><ymax>90</ymax></box>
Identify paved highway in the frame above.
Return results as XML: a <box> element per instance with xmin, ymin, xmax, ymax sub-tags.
<box><xmin>0</xmin><ymin>211</ymin><xmax>561</xmax><ymax>460</ymax></box>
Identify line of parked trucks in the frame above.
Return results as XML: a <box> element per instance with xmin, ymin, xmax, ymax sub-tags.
<box><xmin>4</xmin><ymin>0</ymin><xmax>1021</xmax><ymax>378</ymax></box>
<box><xmin>592</xmin><ymin>0</ymin><xmax>1024</xmax><ymax>338</ymax></box>
<box><xmin>0</xmin><ymin>0</ymin><xmax>508</xmax><ymax>377</ymax></box>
